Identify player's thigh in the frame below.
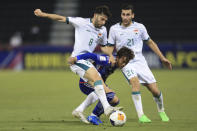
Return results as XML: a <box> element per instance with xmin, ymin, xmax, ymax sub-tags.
<box><xmin>133</xmin><ymin>60</ymin><xmax>156</xmax><ymax>84</ymax></box>
<box><xmin>121</xmin><ymin>62</ymin><xmax>138</xmax><ymax>84</ymax></box>
<box><xmin>70</xmin><ymin>60</ymin><xmax>94</xmax><ymax>82</ymax></box>
<box><xmin>121</xmin><ymin>63</ymin><xmax>140</xmax><ymax>91</ymax></box>
<box><xmin>84</xmin><ymin>67</ymin><xmax>102</xmax><ymax>82</ymax></box>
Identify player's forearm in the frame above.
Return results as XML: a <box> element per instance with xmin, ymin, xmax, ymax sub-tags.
<box><xmin>77</xmin><ymin>53</ymin><xmax>97</xmax><ymax>61</ymax></box>
<box><xmin>101</xmin><ymin>45</ymin><xmax>115</xmax><ymax>66</ymax></box>
<box><xmin>77</xmin><ymin>53</ymin><xmax>109</xmax><ymax>66</ymax></box>
<box><xmin>147</xmin><ymin>39</ymin><xmax>165</xmax><ymax>60</ymax></box>
<box><xmin>34</xmin><ymin>9</ymin><xmax>66</xmax><ymax>22</ymax></box>
<box><xmin>44</xmin><ymin>13</ymin><xmax>66</xmax><ymax>22</ymax></box>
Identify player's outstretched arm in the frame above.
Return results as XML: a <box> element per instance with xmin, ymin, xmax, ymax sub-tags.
<box><xmin>34</xmin><ymin>9</ymin><xmax>66</xmax><ymax>22</ymax></box>
<box><xmin>77</xmin><ymin>53</ymin><xmax>110</xmax><ymax>66</ymax></box>
<box><xmin>76</xmin><ymin>53</ymin><xmax>97</xmax><ymax>61</ymax></box>
<box><xmin>67</xmin><ymin>53</ymin><xmax>98</xmax><ymax>66</ymax></box>
<box><xmin>146</xmin><ymin>39</ymin><xmax>172</xmax><ymax>70</ymax></box>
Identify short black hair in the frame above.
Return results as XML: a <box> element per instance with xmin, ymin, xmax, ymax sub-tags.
<box><xmin>121</xmin><ymin>4</ymin><xmax>134</xmax><ymax>12</ymax></box>
<box><xmin>94</xmin><ymin>5</ymin><xmax>112</xmax><ymax>18</ymax></box>
<box><xmin>117</xmin><ymin>47</ymin><xmax>135</xmax><ymax>64</ymax></box>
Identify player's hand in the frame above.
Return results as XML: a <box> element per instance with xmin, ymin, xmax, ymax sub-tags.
<box><xmin>161</xmin><ymin>58</ymin><xmax>172</xmax><ymax>70</ymax></box>
<box><xmin>109</xmin><ymin>55</ymin><xmax>116</xmax><ymax>67</ymax></box>
<box><xmin>34</xmin><ymin>9</ymin><xmax>47</xmax><ymax>17</ymax></box>
<box><xmin>67</xmin><ymin>57</ymin><xmax>77</xmax><ymax>65</ymax></box>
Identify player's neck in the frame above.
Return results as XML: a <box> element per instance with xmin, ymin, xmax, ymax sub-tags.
<box><xmin>91</xmin><ymin>18</ymin><xmax>96</xmax><ymax>27</ymax></box>
<box><xmin>122</xmin><ymin>21</ymin><xmax>133</xmax><ymax>27</ymax></box>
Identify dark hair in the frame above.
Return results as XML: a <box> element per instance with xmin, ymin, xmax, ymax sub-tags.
<box><xmin>117</xmin><ymin>47</ymin><xmax>135</xmax><ymax>64</ymax></box>
<box><xmin>94</xmin><ymin>5</ymin><xmax>112</xmax><ymax>18</ymax></box>
<box><xmin>121</xmin><ymin>4</ymin><xmax>134</xmax><ymax>12</ymax></box>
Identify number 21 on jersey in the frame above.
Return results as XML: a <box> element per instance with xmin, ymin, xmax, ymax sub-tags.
<box><xmin>127</xmin><ymin>38</ymin><xmax>134</xmax><ymax>47</ymax></box>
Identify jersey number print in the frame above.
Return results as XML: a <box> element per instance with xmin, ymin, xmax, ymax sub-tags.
<box><xmin>89</xmin><ymin>38</ymin><xmax>94</xmax><ymax>46</ymax></box>
<box><xmin>127</xmin><ymin>38</ymin><xmax>134</xmax><ymax>47</ymax></box>
<box><xmin>126</xmin><ymin>69</ymin><xmax>134</xmax><ymax>77</ymax></box>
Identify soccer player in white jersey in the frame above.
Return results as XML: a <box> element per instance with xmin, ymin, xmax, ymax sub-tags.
<box><xmin>108</xmin><ymin>4</ymin><xmax>172</xmax><ymax>123</ymax></box>
<box><xmin>34</xmin><ymin>5</ymin><xmax>120</xmax><ymax>123</ymax></box>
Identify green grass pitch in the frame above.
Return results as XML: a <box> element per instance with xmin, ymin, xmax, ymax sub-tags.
<box><xmin>0</xmin><ymin>69</ymin><xmax>197</xmax><ymax>131</ymax></box>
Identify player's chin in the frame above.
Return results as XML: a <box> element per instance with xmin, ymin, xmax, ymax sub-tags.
<box><xmin>96</xmin><ymin>23</ymin><xmax>103</xmax><ymax>28</ymax></box>
<box><xmin>122</xmin><ymin>20</ymin><xmax>129</xmax><ymax>24</ymax></box>
<box><xmin>97</xmin><ymin>25</ymin><xmax>102</xmax><ymax>28</ymax></box>
<box><xmin>123</xmin><ymin>22</ymin><xmax>129</xmax><ymax>25</ymax></box>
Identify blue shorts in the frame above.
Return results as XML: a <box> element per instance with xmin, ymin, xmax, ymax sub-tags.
<box><xmin>79</xmin><ymin>81</ymin><xmax>94</xmax><ymax>95</ymax></box>
<box><xmin>79</xmin><ymin>79</ymin><xmax>110</xmax><ymax>95</ymax></box>
<box><xmin>79</xmin><ymin>81</ymin><xmax>116</xmax><ymax>103</ymax></box>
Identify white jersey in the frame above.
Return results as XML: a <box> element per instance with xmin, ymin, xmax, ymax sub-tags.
<box><xmin>108</xmin><ymin>22</ymin><xmax>156</xmax><ymax>83</ymax></box>
<box><xmin>108</xmin><ymin>22</ymin><xmax>150</xmax><ymax>61</ymax></box>
<box><xmin>67</xmin><ymin>17</ymin><xmax>108</xmax><ymax>57</ymax></box>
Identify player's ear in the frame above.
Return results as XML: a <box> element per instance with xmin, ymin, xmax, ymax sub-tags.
<box><xmin>132</xmin><ymin>13</ymin><xmax>135</xmax><ymax>19</ymax></box>
<box><xmin>123</xmin><ymin>56</ymin><xmax>127</xmax><ymax>62</ymax></box>
<box><xmin>94</xmin><ymin>13</ymin><xmax>98</xmax><ymax>18</ymax></box>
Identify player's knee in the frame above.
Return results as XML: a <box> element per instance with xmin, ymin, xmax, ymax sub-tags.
<box><xmin>86</xmin><ymin>67</ymin><xmax>102</xmax><ymax>82</ymax></box>
<box><xmin>90</xmin><ymin>74</ymin><xmax>102</xmax><ymax>84</ymax></box>
<box><xmin>110</xmin><ymin>96</ymin><xmax>120</xmax><ymax>106</ymax></box>
<box><xmin>93</xmin><ymin>76</ymin><xmax>102</xmax><ymax>82</ymax></box>
<box><xmin>152</xmin><ymin>90</ymin><xmax>161</xmax><ymax>97</ymax></box>
<box><xmin>91</xmin><ymin>73</ymin><xmax>102</xmax><ymax>83</ymax></box>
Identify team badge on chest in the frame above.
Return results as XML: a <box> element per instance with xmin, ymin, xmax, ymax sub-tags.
<box><xmin>98</xmin><ymin>33</ymin><xmax>102</xmax><ymax>38</ymax></box>
<box><xmin>133</xmin><ymin>29</ymin><xmax>139</xmax><ymax>35</ymax></box>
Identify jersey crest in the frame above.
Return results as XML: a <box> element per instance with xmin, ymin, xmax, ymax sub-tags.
<box><xmin>133</xmin><ymin>29</ymin><xmax>139</xmax><ymax>35</ymax></box>
<box><xmin>98</xmin><ymin>33</ymin><xmax>102</xmax><ymax>38</ymax></box>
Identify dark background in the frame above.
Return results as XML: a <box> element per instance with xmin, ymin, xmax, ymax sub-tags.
<box><xmin>0</xmin><ymin>0</ymin><xmax>197</xmax><ymax>45</ymax></box>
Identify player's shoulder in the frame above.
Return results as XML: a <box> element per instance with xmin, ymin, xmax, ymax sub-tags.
<box><xmin>110</xmin><ymin>23</ymin><xmax>121</xmax><ymax>30</ymax></box>
<box><xmin>100</xmin><ymin>25</ymin><xmax>107</xmax><ymax>30</ymax></box>
<box><xmin>70</xmin><ymin>17</ymin><xmax>89</xmax><ymax>23</ymax></box>
<box><xmin>99</xmin><ymin>26</ymin><xmax>107</xmax><ymax>33</ymax></box>
<box><xmin>79</xmin><ymin>17</ymin><xmax>90</xmax><ymax>23</ymax></box>
<box><xmin>133</xmin><ymin>21</ymin><xmax>146</xmax><ymax>29</ymax></box>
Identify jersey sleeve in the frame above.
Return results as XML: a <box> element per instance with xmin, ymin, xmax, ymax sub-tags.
<box><xmin>108</xmin><ymin>26</ymin><xmax>116</xmax><ymax>45</ymax></box>
<box><xmin>77</xmin><ymin>53</ymin><xmax>97</xmax><ymax>61</ymax></box>
<box><xmin>97</xmin><ymin>55</ymin><xmax>109</xmax><ymax>65</ymax></box>
<box><xmin>76</xmin><ymin>53</ymin><xmax>109</xmax><ymax>66</ymax></box>
<box><xmin>66</xmin><ymin>17</ymin><xmax>84</xmax><ymax>27</ymax></box>
<box><xmin>140</xmin><ymin>24</ymin><xmax>150</xmax><ymax>41</ymax></box>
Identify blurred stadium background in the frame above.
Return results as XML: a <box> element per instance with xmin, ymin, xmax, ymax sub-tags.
<box><xmin>0</xmin><ymin>0</ymin><xmax>197</xmax><ymax>131</ymax></box>
<box><xmin>0</xmin><ymin>0</ymin><xmax>197</xmax><ymax>70</ymax></box>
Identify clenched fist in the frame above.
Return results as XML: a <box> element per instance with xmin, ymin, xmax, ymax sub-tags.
<box><xmin>67</xmin><ymin>57</ymin><xmax>77</xmax><ymax>65</ymax></box>
<box><xmin>34</xmin><ymin>9</ymin><xmax>47</xmax><ymax>17</ymax></box>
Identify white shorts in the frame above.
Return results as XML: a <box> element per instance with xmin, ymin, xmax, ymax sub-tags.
<box><xmin>70</xmin><ymin>60</ymin><xmax>95</xmax><ymax>82</ymax></box>
<box><xmin>121</xmin><ymin>57</ymin><xmax>156</xmax><ymax>84</ymax></box>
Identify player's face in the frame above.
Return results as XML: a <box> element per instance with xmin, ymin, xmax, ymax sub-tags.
<box><xmin>121</xmin><ymin>9</ymin><xmax>134</xmax><ymax>27</ymax></box>
<box><xmin>94</xmin><ymin>14</ymin><xmax>108</xmax><ymax>28</ymax></box>
<box><xmin>116</xmin><ymin>56</ymin><xmax>127</xmax><ymax>68</ymax></box>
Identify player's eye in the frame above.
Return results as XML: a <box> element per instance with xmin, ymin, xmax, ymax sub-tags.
<box><xmin>101</xmin><ymin>17</ymin><xmax>107</xmax><ymax>21</ymax></box>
